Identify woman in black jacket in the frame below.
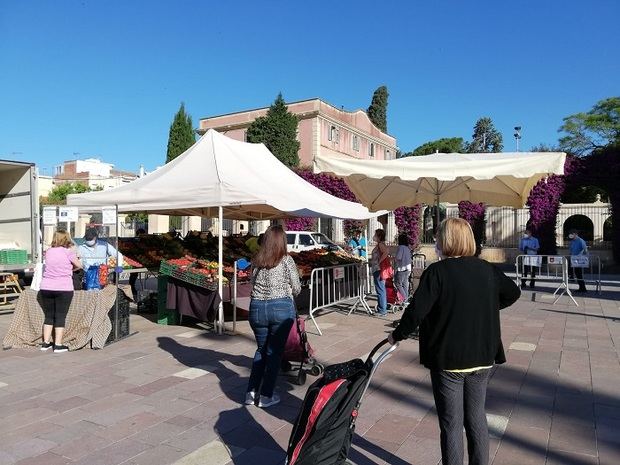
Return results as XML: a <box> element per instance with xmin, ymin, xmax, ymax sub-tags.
<box><xmin>389</xmin><ymin>218</ymin><xmax>520</xmax><ymax>465</ymax></box>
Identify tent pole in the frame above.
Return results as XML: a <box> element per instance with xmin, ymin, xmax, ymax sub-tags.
<box><xmin>218</xmin><ymin>206</ymin><xmax>224</xmax><ymax>335</ymax></box>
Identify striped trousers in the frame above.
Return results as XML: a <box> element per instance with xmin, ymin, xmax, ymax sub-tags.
<box><xmin>430</xmin><ymin>369</ymin><xmax>491</xmax><ymax>465</ymax></box>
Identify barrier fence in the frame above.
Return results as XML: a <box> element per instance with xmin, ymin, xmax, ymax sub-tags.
<box><xmin>515</xmin><ymin>254</ymin><xmax>602</xmax><ymax>306</ymax></box>
<box><xmin>308</xmin><ymin>262</ymin><xmax>370</xmax><ymax>335</ymax></box>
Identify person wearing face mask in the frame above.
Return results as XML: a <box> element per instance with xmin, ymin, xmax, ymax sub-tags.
<box><xmin>567</xmin><ymin>229</ymin><xmax>587</xmax><ymax>293</ymax></box>
<box><xmin>519</xmin><ymin>228</ymin><xmax>540</xmax><ymax>288</ymax></box>
<box><xmin>78</xmin><ymin>229</ymin><xmax>124</xmax><ymax>287</ymax></box>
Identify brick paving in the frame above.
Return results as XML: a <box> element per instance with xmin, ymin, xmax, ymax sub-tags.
<box><xmin>1</xmin><ymin>283</ymin><xmax>619</xmax><ymax>465</ymax></box>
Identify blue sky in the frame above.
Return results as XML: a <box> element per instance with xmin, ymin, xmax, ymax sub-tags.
<box><xmin>1</xmin><ymin>0</ymin><xmax>618</xmax><ymax>174</ymax></box>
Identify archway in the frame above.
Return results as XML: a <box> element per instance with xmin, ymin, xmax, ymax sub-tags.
<box><xmin>563</xmin><ymin>215</ymin><xmax>594</xmax><ymax>242</ymax></box>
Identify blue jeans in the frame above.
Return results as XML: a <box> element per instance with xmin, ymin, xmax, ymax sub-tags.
<box><xmin>247</xmin><ymin>297</ymin><xmax>295</xmax><ymax>398</ymax></box>
<box><xmin>373</xmin><ymin>271</ymin><xmax>387</xmax><ymax>314</ymax></box>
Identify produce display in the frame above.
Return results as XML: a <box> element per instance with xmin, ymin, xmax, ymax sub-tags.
<box><xmin>290</xmin><ymin>249</ymin><xmax>362</xmax><ymax>278</ymax></box>
<box><xmin>119</xmin><ymin>231</ymin><xmax>360</xmax><ymax>286</ymax></box>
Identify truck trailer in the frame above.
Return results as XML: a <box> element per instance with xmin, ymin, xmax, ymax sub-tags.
<box><xmin>0</xmin><ymin>159</ymin><xmax>40</xmax><ymax>283</ymax></box>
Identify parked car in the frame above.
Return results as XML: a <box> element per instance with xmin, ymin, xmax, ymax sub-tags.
<box><xmin>285</xmin><ymin>231</ymin><xmax>342</xmax><ymax>253</ymax></box>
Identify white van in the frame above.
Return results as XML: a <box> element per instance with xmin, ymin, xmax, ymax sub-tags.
<box><xmin>286</xmin><ymin>231</ymin><xmax>341</xmax><ymax>253</ymax></box>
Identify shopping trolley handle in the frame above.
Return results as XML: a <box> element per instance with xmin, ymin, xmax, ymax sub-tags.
<box><xmin>366</xmin><ymin>338</ymin><xmax>399</xmax><ymax>367</ymax></box>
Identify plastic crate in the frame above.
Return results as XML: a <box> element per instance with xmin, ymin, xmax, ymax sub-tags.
<box><xmin>0</xmin><ymin>249</ymin><xmax>28</xmax><ymax>265</ymax></box>
<box><xmin>159</xmin><ymin>260</ymin><xmax>178</xmax><ymax>277</ymax></box>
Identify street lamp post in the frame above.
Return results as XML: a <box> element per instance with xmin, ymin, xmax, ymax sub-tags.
<box><xmin>514</xmin><ymin>126</ymin><xmax>522</xmax><ymax>152</ymax></box>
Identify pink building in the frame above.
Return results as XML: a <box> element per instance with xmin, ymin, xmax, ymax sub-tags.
<box><xmin>198</xmin><ymin>98</ymin><xmax>398</xmax><ymax>166</ymax></box>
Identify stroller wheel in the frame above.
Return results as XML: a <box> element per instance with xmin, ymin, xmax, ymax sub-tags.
<box><xmin>281</xmin><ymin>360</ymin><xmax>293</xmax><ymax>373</ymax></box>
<box><xmin>293</xmin><ymin>370</ymin><xmax>307</xmax><ymax>385</ymax></box>
<box><xmin>310</xmin><ymin>363</ymin><xmax>323</xmax><ymax>377</ymax></box>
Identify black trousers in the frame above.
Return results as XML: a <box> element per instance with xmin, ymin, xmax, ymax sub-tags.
<box><xmin>568</xmin><ymin>265</ymin><xmax>587</xmax><ymax>291</ymax></box>
<box><xmin>521</xmin><ymin>265</ymin><xmax>536</xmax><ymax>286</ymax></box>
<box><xmin>39</xmin><ymin>290</ymin><xmax>74</xmax><ymax>327</ymax></box>
<box><xmin>431</xmin><ymin>369</ymin><xmax>491</xmax><ymax>465</ymax></box>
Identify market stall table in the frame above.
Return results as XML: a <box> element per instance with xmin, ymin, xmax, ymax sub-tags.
<box><xmin>3</xmin><ymin>286</ymin><xmax>119</xmax><ymax>350</ymax></box>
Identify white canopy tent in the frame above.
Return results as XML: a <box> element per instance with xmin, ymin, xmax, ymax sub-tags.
<box><xmin>313</xmin><ymin>151</ymin><xmax>567</xmax><ymax>212</ymax></box>
<box><xmin>68</xmin><ymin>129</ymin><xmax>381</xmax><ymax>333</ymax></box>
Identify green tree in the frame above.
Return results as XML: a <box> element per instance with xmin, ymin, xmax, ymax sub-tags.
<box><xmin>247</xmin><ymin>93</ymin><xmax>300</xmax><ymax>167</ymax></box>
<box><xmin>401</xmin><ymin>137</ymin><xmax>465</xmax><ymax>157</ymax></box>
<box><xmin>558</xmin><ymin>97</ymin><xmax>620</xmax><ymax>155</ymax></box>
<box><xmin>466</xmin><ymin>117</ymin><xmax>503</xmax><ymax>152</ymax></box>
<box><xmin>531</xmin><ymin>144</ymin><xmax>609</xmax><ymax>203</ymax></box>
<box><xmin>367</xmin><ymin>86</ymin><xmax>389</xmax><ymax>133</ymax></box>
<box><xmin>166</xmin><ymin>102</ymin><xmax>195</xmax><ymax>163</ymax></box>
<box><xmin>42</xmin><ymin>182</ymin><xmax>91</xmax><ymax>205</ymax></box>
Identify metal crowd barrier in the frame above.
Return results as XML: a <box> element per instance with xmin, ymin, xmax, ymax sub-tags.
<box><xmin>568</xmin><ymin>254</ymin><xmax>601</xmax><ymax>293</ymax></box>
<box><xmin>515</xmin><ymin>255</ymin><xmax>578</xmax><ymax>306</ymax></box>
<box><xmin>308</xmin><ymin>262</ymin><xmax>370</xmax><ymax>335</ymax></box>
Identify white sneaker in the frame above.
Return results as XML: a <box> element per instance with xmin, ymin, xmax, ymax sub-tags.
<box><xmin>244</xmin><ymin>391</ymin><xmax>256</xmax><ymax>405</ymax></box>
<box><xmin>258</xmin><ymin>394</ymin><xmax>280</xmax><ymax>408</ymax></box>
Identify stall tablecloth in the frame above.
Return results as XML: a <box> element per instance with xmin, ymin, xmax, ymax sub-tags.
<box><xmin>3</xmin><ymin>286</ymin><xmax>117</xmax><ymax>350</ymax></box>
<box><xmin>166</xmin><ymin>277</ymin><xmax>220</xmax><ymax>323</ymax></box>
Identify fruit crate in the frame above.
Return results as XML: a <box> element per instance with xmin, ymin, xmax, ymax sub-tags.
<box><xmin>172</xmin><ymin>267</ymin><xmax>219</xmax><ymax>291</ymax></box>
<box><xmin>0</xmin><ymin>249</ymin><xmax>28</xmax><ymax>265</ymax></box>
<box><xmin>159</xmin><ymin>260</ymin><xmax>179</xmax><ymax>277</ymax></box>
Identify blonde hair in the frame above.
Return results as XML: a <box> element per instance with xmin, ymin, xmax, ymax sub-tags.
<box><xmin>51</xmin><ymin>230</ymin><xmax>73</xmax><ymax>249</ymax></box>
<box><xmin>437</xmin><ymin>218</ymin><xmax>476</xmax><ymax>257</ymax></box>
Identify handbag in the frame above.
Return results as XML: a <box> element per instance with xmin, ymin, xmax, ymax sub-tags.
<box><xmin>379</xmin><ymin>257</ymin><xmax>393</xmax><ymax>280</ymax></box>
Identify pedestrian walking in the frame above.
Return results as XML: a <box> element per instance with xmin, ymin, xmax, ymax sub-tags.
<box><xmin>246</xmin><ymin>225</ymin><xmax>301</xmax><ymax>408</ymax></box>
<box><xmin>388</xmin><ymin>218</ymin><xmax>521</xmax><ymax>465</ymax></box>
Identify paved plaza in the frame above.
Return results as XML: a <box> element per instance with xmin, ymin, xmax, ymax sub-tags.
<box><xmin>1</xmin><ymin>284</ymin><xmax>619</xmax><ymax>465</ymax></box>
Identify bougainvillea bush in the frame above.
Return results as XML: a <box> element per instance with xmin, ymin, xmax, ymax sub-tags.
<box><xmin>394</xmin><ymin>205</ymin><xmax>423</xmax><ymax>251</ymax></box>
<box><xmin>284</xmin><ymin>217</ymin><xmax>316</xmax><ymax>231</ymax></box>
<box><xmin>458</xmin><ymin>201</ymin><xmax>486</xmax><ymax>255</ymax></box>
<box><xmin>295</xmin><ymin>169</ymin><xmax>365</xmax><ymax>238</ymax></box>
<box><xmin>526</xmin><ymin>156</ymin><xmax>578</xmax><ymax>255</ymax></box>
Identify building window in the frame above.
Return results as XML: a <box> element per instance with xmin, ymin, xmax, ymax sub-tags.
<box><xmin>352</xmin><ymin>135</ymin><xmax>359</xmax><ymax>151</ymax></box>
<box><xmin>369</xmin><ymin>142</ymin><xmax>375</xmax><ymax>158</ymax></box>
<box><xmin>386</xmin><ymin>149</ymin><xmax>391</xmax><ymax>160</ymax></box>
<box><xmin>54</xmin><ymin>165</ymin><xmax>63</xmax><ymax>176</ymax></box>
<box><xmin>243</xmin><ymin>130</ymin><xmax>248</xmax><ymax>142</ymax></box>
<box><xmin>329</xmin><ymin>125</ymin><xmax>339</xmax><ymax>143</ymax></box>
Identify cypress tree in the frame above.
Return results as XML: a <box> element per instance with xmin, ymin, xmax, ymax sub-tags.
<box><xmin>367</xmin><ymin>86</ymin><xmax>389</xmax><ymax>133</ymax></box>
<box><xmin>166</xmin><ymin>103</ymin><xmax>195</xmax><ymax>163</ymax></box>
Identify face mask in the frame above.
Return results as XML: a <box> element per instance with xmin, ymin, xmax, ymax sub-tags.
<box><xmin>568</xmin><ymin>234</ymin><xmax>575</xmax><ymax>240</ymax></box>
<box><xmin>85</xmin><ymin>239</ymin><xmax>97</xmax><ymax>246</ymax></box>
<box><xmin>523</xmin><ymin>233</ymin><xmax>530</xmax><ymax>238</ymax></box>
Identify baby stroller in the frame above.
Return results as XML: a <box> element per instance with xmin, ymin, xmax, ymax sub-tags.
<box><xmin>281</xmin><ymin>315</ymin><xmax>324</xmax><ymax>386</ymax></box>
<box><xmin>285</xmin><ymin>339</ymin><xmax>397</xmax><ymax>465</ymax></box>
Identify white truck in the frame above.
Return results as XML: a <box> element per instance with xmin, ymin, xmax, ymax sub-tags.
<box><xmin>0</xmin><ymin>160</ymin><xmax>40</xmax><ymax>283</ymax></box>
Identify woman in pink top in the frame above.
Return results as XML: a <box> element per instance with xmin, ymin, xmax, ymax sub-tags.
<box><xmin>40</xmin><ymin>230</ymin><xmax>82</xmax><ymax>353</ymax></box>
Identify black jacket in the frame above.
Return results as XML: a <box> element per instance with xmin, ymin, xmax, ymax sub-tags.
<box><xmin>392</xmin><ymin>257</ymin><xmax>521</xmax><ymax>370</ymax></box>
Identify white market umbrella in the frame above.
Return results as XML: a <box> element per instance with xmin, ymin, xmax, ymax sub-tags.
<box><xmin>314</xmin><ymin>151</ymin><xmax>567</xmax><ymax>220</ymax></box>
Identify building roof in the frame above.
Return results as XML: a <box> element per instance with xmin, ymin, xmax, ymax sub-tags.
<box><xmin>199</xmin><ymin>97</ymin><xmax>396</xmax><ymax>139</ymax></box>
